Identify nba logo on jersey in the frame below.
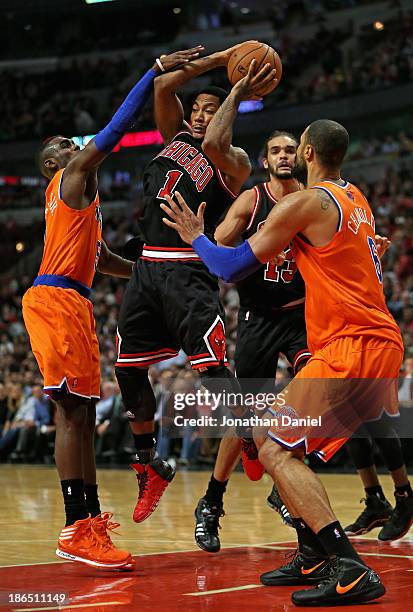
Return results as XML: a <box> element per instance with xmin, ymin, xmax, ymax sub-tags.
<box><xmin>346</xmin><ymin>190</ymin><xmax>354</xmax><ymax>201</ymax></box>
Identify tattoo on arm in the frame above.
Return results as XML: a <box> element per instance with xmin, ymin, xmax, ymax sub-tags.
<box><xmin>318</xmin><ymin>191</ymin><xmax>331</xmax><ymax>210</ymax></box>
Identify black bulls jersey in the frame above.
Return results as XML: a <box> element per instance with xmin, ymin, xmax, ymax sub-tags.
<box><xmin>237</xmin><ymin>182</ymin><xmax>305</xmax><ymax>310</ymax></box>
<box><xmin>139</xmin><ymin>130</ymin><xmax>235</xmax><ymax>247</ymax></box>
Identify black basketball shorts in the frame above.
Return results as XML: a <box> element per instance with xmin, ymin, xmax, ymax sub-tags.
<box><xmin>234</xmin><ymin>304</ymin><xmax>311</xmax><ymax>379</ymax></box>
<box><xmin>115</xmin><ymin>258</ymin><xmax>229</xmax><ymax>371</ymax></box>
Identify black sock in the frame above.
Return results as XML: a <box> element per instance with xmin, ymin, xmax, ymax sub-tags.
<box><xmin>365</xmin><ymin>485</ymin><xmax>385</xmax><ymax>500</ymax></box>
<box><xmin>133</xmin><ymin>433</ymin><xmax>156</xmax><ymax>464</ymax></box>
<box><xmin>395</xmin><ymin>483</ymin><xmax>413</xmax><ymax>498</ymax></box>
<box><xmin>84</xmin><ymin>483</ymin><xmax>101</xmax><ymax>518</ymax></box>
<box><xmin>317</xmin><ymin>521</ymin><xmax>363</xmax><ymax>564</ymax></box>
<box><xmin>292</xmin><ymin>518</ymin><xmax>327</xmax><ymax>557</ymax></box>
<box><xmin>204</xmin><ymin>475</ymin><xmax>228</xmax><ymax>508</ymax></box>
<box><xmin>61</xmin><ymin>479</ymin><xmax>88</xmax><ymax>527</ymax></box>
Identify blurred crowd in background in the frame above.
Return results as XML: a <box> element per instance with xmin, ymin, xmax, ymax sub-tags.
<box><xmin>0</xmin><ymin>8</ymin><xmax>411</xmax><ymax>142</ymax></box>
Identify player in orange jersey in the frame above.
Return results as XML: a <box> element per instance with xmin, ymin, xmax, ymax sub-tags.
<box><xmin>22</xmin><ymin>47</ymin><xmax>202</xmax><ymax>570</ymax></box>
<box><xmin>160</xmin><ymin>119</ymin><xmax>403</xmax><ymax>606</ymax></box>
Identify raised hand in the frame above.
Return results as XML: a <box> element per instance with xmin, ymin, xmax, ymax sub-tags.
<box><xmin>231</xmin><ymin>59</ymin><xmax>278</xmax><ymax>101</ymax></box>
<box><xmin>160</xmin><ymin>192</ymin><xmax>205</xmax><ymax>244</ymax></box>
<box><xmin>156</xmin><ymin>46</ymin><xmax>205</xmax><ymax>72</ymax></box>
<box><xmin>374</xmin><ymin>234</ymin><xmax>391</xmax><ymax>259</ymax></box>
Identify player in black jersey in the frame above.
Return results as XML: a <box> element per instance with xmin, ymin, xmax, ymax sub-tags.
<box><xmin>114</xmin><ymin>50</ymin><xmax>278</xmax><ymax>523</ymax></box>
<box><xmin>194</xmin><ymin>131</ymin><xmax>312</xmax><ymax>554</ymax></box>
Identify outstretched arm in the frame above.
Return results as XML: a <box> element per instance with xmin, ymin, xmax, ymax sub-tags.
<box><xmin>97</xmin><ymin>241</ymin><xmax>134</xmax><ymax>279</ymax></box>
<box><xmin>62</xmin><ymin>48</ymin><xmax>201</xmax><ymax>209</ymax></box>
<box><xmin>160</xmin><ymin>191</ymin><xmax>311</xmax><ymax>282</ymax></box>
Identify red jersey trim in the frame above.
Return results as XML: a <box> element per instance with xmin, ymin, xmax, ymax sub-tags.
<box><xmin>246</xmin><ymin>186</ymin><xmax>261</xmax><ymax>232</ymax></box>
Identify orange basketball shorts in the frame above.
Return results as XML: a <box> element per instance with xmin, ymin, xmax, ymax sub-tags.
<box><xmin>267</xmin><ymin>336</ymin><xmax>403</xmax><ymax>462</ymax></box>
<box><xmin>22</xmin><ymin>285</ymin><xmax>100</xmax><ymax>399</ymax></box>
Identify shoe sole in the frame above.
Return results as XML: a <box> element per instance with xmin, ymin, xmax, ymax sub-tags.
<box><xmin>378</xmin><ymin>517</ymin><xmax>413</xmax><ymax>541</ymax></box>
<box><xmin>56</xmin><ymin>548</ymin><xmax>133</xmax><ymax>570</ymax></box>
<box><xmin>345</xmin><ymin>517</ymin><xmax>390</xmax><ymax>536</ymax></box>
<box><xmin>195</xmin><ymin>538</ymin><xmax>220</xmax><ymax>554</ymax></box>
<box><xmin>292</xmin><ymin>583</ymin><xmax>385</xmax><ymax>606</ymax></box>
<box><xmin>261</xmin><ymin>575</ymin><xmax>322</xmax><ymax>586</ymax></box>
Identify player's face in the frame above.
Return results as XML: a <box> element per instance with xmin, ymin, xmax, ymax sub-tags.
<box><xmin>44</xmin><ymin>137</ymin><xmax>80</xmax><ymax>172</ymax></box>
<box><xmin>264</xmin><ymin>136</ymin><xmax>297</xmax><ymax>179</ymax></box>
<box><xmin>190</xmin><ymin>94</ymin><xmax>221</xmax><ymax>140</ymax></box>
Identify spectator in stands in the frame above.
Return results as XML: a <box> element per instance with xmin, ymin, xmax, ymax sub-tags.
<box><xmin>0</xmin><ymin>383</ymin><xmax>8</xmax><ymax>435</ymax></box>
<box><xmin>0</xmin><ymin>383</ymin><xmax>35</xmax><ymax>459</ymax></box>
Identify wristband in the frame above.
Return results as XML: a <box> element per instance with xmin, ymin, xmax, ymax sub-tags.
<box><xmin>156</xmin><ymin>58</ymin><xmax>166</xmax><ymax>73</ymax></box>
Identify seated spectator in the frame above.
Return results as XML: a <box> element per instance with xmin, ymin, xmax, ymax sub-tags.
<box><xmin>95</xmin><ymin>381</ymin><xmax>133</xmax><ymax>460</ymax></box>
<box><xmin>0</xmin><ymin>383</ymin><xmax>35</xmax><ymax>460</ymax></box>
<box><xmin>0</xmin><ymin>383</ymin><xmax>8</xmax><ymax>435</ymax></box>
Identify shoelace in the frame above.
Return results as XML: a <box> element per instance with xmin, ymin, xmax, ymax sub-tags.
<box><xmin>351</xmin><ymin>498</ymin><xmax>374</xmax><ymax>525</ymax></box>
<box><xmin>137</xmin><ymin>470</ymin><xmax>149</xmax><ymax>500</ymax></box>
<box><xmin>90</xmin><ymin>513</ymin><xmax>121</xmax><ymax>552</ymax></box>
<box><xmin>202</xmin><ymin>506</ymin><xmax>225</xmax><ymax>534</ymax></box>
<box><xmin>241</xmin><ymin>438</ymin><xmax>258</xmax><ymax>460</ymax></box>
<box><xmin>282</xmin><ymin>548</ymin><xmax>302</xmax><ymax>570</ymax></box>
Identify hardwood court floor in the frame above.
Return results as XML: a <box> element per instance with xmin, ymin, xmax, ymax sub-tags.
<box><xmin>0</xmin><ymin>466</ymin><xmax>412</xmax><ymax>611</ymax></box>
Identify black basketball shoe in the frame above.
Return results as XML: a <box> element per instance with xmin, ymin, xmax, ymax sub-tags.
<box><xmin>267</xmin><ymin>486</ymin><xmax>293</xmax><ymax>527</ymax></box>
<box><xmin>378</xmin><ymin>493</ymin><xmax>413</xmax><ymax>541</ymax></box>
<box><xmin>344</xmin><ymin>494</ymin><xmax>392</xmax><ymax>536</ymax></box>
<box><xmin>194</xmin><ymin>498</ymin><xmax>225</xmax><ymax>553</ymax></box>
<box><xmin>291</xmin><ymin>556</ymin><xmax>385</xmax><ymax>606</ymax></box>
<box><xmin>260</xmin><ymin>545</ymin><xmax>331</xmax><ymax>586</ymax></box>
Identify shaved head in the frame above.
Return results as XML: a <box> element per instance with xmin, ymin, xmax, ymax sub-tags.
<box><xmin>304</xmin><ymin>120</ymin><xmax>349</xmax><ymax>168</ymax></box>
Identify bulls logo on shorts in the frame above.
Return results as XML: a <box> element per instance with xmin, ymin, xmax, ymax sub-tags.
<box><xmin>189</xmin><ymin>315</ymin><xmax>229</xmax><ymax>370</ymax></box>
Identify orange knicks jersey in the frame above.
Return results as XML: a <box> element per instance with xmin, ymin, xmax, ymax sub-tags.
<box><xmin>292</xmin><ymin>180</ymin><xmax>402</xmax><ymax>354</ymax></box>
<box><xmin>38</xmin><ymin>168</ymin><xmax>102</xmax><ymax>289</ymax></box>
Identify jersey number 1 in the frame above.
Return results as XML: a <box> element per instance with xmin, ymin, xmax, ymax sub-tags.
<box><xmin>157</xmin><ymin>170</ymin><xmax>183</xmax><ymax>200</ymax></box>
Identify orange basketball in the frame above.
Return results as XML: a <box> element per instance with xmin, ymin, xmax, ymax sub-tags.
<box><xmin>227</xmin><ymin>41</ymin><xmax>282</xmax><ymax>97</ymax></box>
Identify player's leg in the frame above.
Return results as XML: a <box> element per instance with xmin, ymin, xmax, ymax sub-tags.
<box><xmin>274</xmin><ymin>305</ymin><xmax>312</xmax><ymax>527</ymax></box>
<box><xmin>259</xmin><ymin>439</ymin><xmax>385</xmax><ymax>605</ymax></box>
<box><xmin>344</xmin><ymin>433</ymin><xmax>393</xmax><ymax>536</ymax></box>
<box><xmin>22</xmin><ymin>287</ymin><xmax>132</xmax><ymax>569</ymax></box>
<box><xmin>365</xmin><ymin>417</ymin><xmax>413</xmax><ymax>541</ymax></box>
<box><xmin>54</xmin><ymin>395</ymin><xmax>89</xmax><ymax>526</ymax></box>
<box><xmin>259</xmin><ymin>348</ymin><xmax>388</xmax><ymax>605</ymax></box>
<box><xmin>194</xmin><ymin>305</ymin><xmax>273</xmax><ymax>551</ymax></box>
<box><xmin>82</xmin><ymin>400</ymin><xmax>101</xmax><ymax>518</ymax></box>
<box><xmin>115</xmin><ymin>263</ymin><xmax>177</xmax><ymax>523</ymax></box>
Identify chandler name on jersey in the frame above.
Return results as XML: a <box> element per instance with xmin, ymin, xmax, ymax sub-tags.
<box><xmin>238</xmin><ymin>182</ymin><xmax>305</xmax><ymax>310</ymax></box>
<box><xmin>139</xmin><ymin>130</ymin><xmax>235</xmax><ymax>248</ymax></box>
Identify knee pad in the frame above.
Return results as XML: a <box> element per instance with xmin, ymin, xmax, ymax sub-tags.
<box><xmin>200</xmin><ymin>365</ymin><xmax>242</xmax><ymax>396</ymax></box>
<box><xmin>114</xmin><ymin>367</ymin><xmax>156</xmax><ymax>422</ymax></box>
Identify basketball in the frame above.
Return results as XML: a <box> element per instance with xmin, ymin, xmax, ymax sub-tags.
<box><xmin>227</xmin><ymin>41</ymin><xmax>282</xmax><ymax>97</ymax></box>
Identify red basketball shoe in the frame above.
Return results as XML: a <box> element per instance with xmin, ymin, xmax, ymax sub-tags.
<box><xmin>241</xmin><ymin>438</ymin><xmax>265</xmax><ymax>481</ymax></box>
<box><xmin>131</xmin><ymin>458</ymin><xmax>176</xmax><ymax>523</ymax></box>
